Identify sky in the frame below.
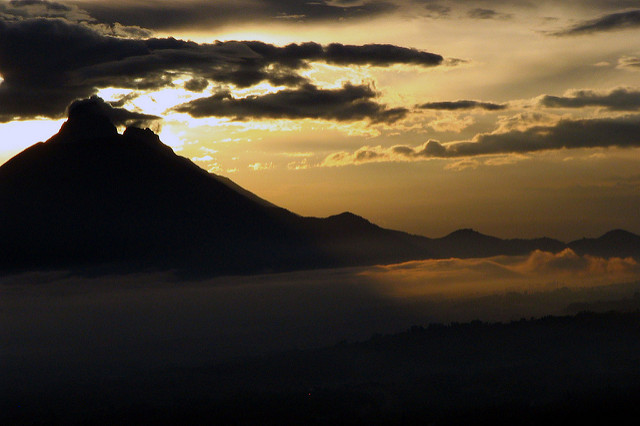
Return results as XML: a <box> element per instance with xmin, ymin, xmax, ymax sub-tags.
<box><xmin>1</xmin><ymin>0</ymin><xmax>640</xmax><ymax>240</ymax></box>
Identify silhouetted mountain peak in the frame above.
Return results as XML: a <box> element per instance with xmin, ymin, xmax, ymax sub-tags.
<box><xmin>599</xmin><ymin>229</ymin><xmax>638</xmax><ymax>241</ymax></box>
<box><xmin>568</xmin><ymin>229</ymin><xmax>640</xmax><ymax>258</ymax></box>
<box><xmin>53</xmin><ymin>100</ymin><xmax>118</xmax><ymax>143</ymax></box>
<box><xmin>47</xmin><ymin>96</ymin><xmax>165</xmax><ymax>148</ymax></box>
<box><xmin>122</xmin><ymin>126</ymin><xmax>178</xmax><ymax>158</ymax></box>
<box><xmin>444</xmin><ymin>228</ymin><xmax>486</xmax><ymax>239</ymax></box>
<box><xmin>123</xmin><ymin>126</ymin><xmax>159</xmax><ymax>143</ymax></box>
<box><xmin>325</xmin><ymin>212</ymin><xmax>378</xmax><ymax>229</ymax></box>
<box><xmin>331</xmin><ymin>211</ymin><xmax>366</xmax><ymax>221</ymax></box>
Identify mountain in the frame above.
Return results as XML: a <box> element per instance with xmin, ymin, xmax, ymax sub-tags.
<box><xmin>0</xmin><ymin>101</ymin><xmax>637</xmax><ymax>276</ymax></box>
<box><xmin>0</xmin><ymin>101</ymin><xmax>436</xmax><ymax>275</ymax></box>
<box><xmin>0</xmin><ymin>103</ymin><xmax>316</xmax><ymax>274</ymax></box>
<box><xmin>569</xmin><ymin>229</ymin><xmax>640</xmax><ymax>259</ymax></box>
<box><xmin>430</xmin><ymin>229</ymin><xmax>567</xmax><ymax>258</ymax></box>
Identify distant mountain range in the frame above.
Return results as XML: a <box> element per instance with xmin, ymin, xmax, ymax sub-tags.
<box><xmin>1</xmin><ymin>102</ymin><xmax>638</xmax><ymax>276</ymax></box>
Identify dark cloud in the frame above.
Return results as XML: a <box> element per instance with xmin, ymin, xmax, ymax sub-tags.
<box><xmin>68</xmin><ymin>95</ymin><xmax>160</xmax><ymax>128</ymax></box>
<box><xmin>405</xmin><ymin>115</ymin><xmax>640</xmax><ymax>157</ymax></box>
<box><xmin>323</xmin><ymin>43</ymin><xmax>442</xmax><ymax>66</ymax></box>
<box><xmin>422</xmin><ymin>4</ymin><xmax>451</xmax><ymax>18</ymax></box>
<box><xmin>467</xmin><ymin>8</ymin><xmax>511</xmax><ymax>20</ymax></box>
<box><xmin>413</xmin><ymin>0</ymin><xmax>640</xmax><ymax>19</ymax></box>
<box><xmin>540</xmin><ymin>88</ymin><xmax>640</xmax><ymax>111</ymax></box>
<box><xmin>418</xmin><ymin>100</ymin><xmax>507</xmax><ymax>111</ymax></box>
<box><xmin>0</xmin><ymin>0</ymin><xmax>152</xmax><ymax>37</ymax></box>
<box><xmin>0</xmin><ymin>18</ymin><xmax>147</xmax><ymax>121</ymax></box>
<box><xmin>184</xmin><ymin>77</ymin><xmax>209</xmax><ymax>92</ymax></box>
<box><xmin>0</xmin><ymin>17</ymin><xmax>442</xmax><ymax>121</ymax></box>
<box><xmin>76</xmin><ymin>0</ymin><xmax>397</xmax><ymax>31</ymax></box>
<box><xmin>173</xmin><ymin>83</ymin><xmax>408</xmax><ymax>123</ymax></box>
<box><xmin>11</xmin><ymin>0</ymin><xmax>640</xmax><ymax>34</ymax></box>
<box><xmin>232</xmin><ymin>41</ymin><xmax>442</xmax><ymax>69</ymax></box>
<box><xmin>9</xmin><ymin>1</ymin><xmax>70</xmax><ymax>12</ymax></box>
<box><xmin>552</xmin><ymin>9</ymin><xmax>640</xmax><ymax>36</ymax></box>
<box><xmin>1</xmin><ymin>0</ymin><xmax>75</xmax><ymax>20</ymax></box>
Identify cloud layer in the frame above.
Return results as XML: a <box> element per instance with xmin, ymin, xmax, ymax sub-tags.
<box><xmin>174</xmin><ymin>83</ymin><xmax>408</xmax><ymax>123</ymax></box>
<box><xmin>68</xmin><ymin>0</ymin><xmax>640</xmax><ymax>32</ymax></box>
<box><xmin>323</xmin><ymin>115</ymin><xmax>640</xmax><ymax>166</ymax></box>
<box><xmin>0</xmin><ymin>16</ymin><xmax>442</xmax><ymax>122</ymax></box>
<box><xmin>76</xmin><ymin>0</ymin><xmax>398</xmax><ymax>31</ymax></box>
<box><xmin>364</xmin><ymin>249</ymin><xmax>640</xmax><ymax>297</ymax></box>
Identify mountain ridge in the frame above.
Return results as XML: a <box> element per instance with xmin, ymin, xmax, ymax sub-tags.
<box><xmin>0</xmin><ymin>100</ymin><xmax>637</xmax><ymax>276</ymax></box>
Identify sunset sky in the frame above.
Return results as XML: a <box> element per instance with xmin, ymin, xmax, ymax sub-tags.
<box><xmin>1</xmin><ymin>0</ymin><xmax>639</xmax><ymax>240</ymax></box>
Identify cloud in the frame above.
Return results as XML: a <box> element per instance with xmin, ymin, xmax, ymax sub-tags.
<box><xmin>552</xmin><ymin>9</ymin><xmax>640</xmax><ymax>36</ymax></box>
<box><xmin>426</xmin><ymin>113</ymin><xmax>475</xmax><ymax>133</ymax></box>
<box><xmin>539</xmin><ymin>87</ymin><xmax>640</xmax><ymax>111</ymax></box>
<box><xmin>75</xmin><ymin>0</ymin><xmax>398</xmax><ymax>31</ymax></box>
<box><xmin>0</xmin><ymin>18</ymin><xmax>157</xmax><ymax>121</ymax></box>
<box><xmin>201</xmin><ymin>41</ymin><xmax>442</xmax><ymax>88</ymax></box>
<box><xmin>404</xmin><ymin>116</ymin><xmax>640</xmax><ymax>156</ymax></box>
<box><xmin>67</xmin><ymin>95</ymin><xmax>160</xmax><ymax>128</ymax></box>
<box><xmin>421</xmin><ymin>4</ymin><xmax>451</xmax><ymax>18</ymax></box>
<box><xmin>321</xmin><ymin>115</ymin><xmax>640</xmax><ymax>166</ymax></box>
<box><xmin>248</xmin><ymin>162</ymin><xmax>274</xmax><ymax>171</ymax></box>
<box><xmin>108</xmin><ymin>92</ymin><xmax>141</xmax><ymax>108</ymax></box>
<box><xmin>617</xmin><ymin>55</ymin><xmax>640</xmax><ymax>71</ymax></box>
<box><xmin>10</xmin><ymin>1</ymin><xmax>70</xmax><ymax>11</ymax></box>
<box><xmin>1</xmin><ymin>0</ymin><xmax>84</xmax><ymax>21</ymax></box>
<box><xmin>418</xmin><ymin>100</ymin><xmax>507</xmax><ymax>111</ymax></box>
<box><xmin>184</xmin><ymin>77</ymin><xmax>209</xmax><ymax>92</ymax></box>
<box><xmin>444</xmin><ymin>159</ymin><xmax>480</xmax><ymax>171</ymax></box>
<box><xmin>0</xmin><ymin>0</ymin><xmax>152</xmax><ymax>37</ymax></box>
<box><xmin>322</xmin><ymin>43</ymin><xmax>442</xmax><ymax>66</ymax></box>
<box><xmin>467</xmin><ymin>8</ymin><xmax>511</xmax><ymax>20</ymax></box>
<box><xmin>364</xmin><ymin>249</ymin><xmax>640</xmax><ymax>297</ymax></box>
<box><xmin>12</xmin><ymin>1</ymin><xmax>640</xmax><ymax>35</ymax></box>
<box><xmin>517</xmin><ymin>248</ymin><xmax>640</xmax><ymax>275</ymax></box>
<box><xmin>173</xmin><ymin>83</ymin><xmax>408</xmax><ymax>123</ymax></box>
<box><xmin>0</xmin><ymin>17</ymin><xmax>443</xmax><ymax>121</ymax></box>
<box><xmin>495</xmin><ymin>111</ymin><xmax>560</xmax><ymax>132</ymax></box>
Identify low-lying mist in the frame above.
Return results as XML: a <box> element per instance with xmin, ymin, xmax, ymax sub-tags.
<box><xmin>2</xmin><ymin>249</ymin><xmax>640</xmax><ymax>395</ymax></box>
<box><xmin>364</xmin><ymin>248</ymin><xmax>640</xmax><ymax>298</ymax></box>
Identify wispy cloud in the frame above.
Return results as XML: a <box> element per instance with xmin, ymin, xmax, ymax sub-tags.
<box><xmin>551</xmin><ymin>9</ymin><xmax>640</xmax><ymax>36</ymax></box>
<box><xmin>417</xmin><ymin>100</ymin><xmax>507</xmax><ymax>111</ymax></box>
<box><xmin>321</xmin><ymin>115</ymin><xmax>640</xmax><ymax>166</ymax></box>
<box><xmin>617</xmin><ymin>55</ymin><xmax>640</xmax><ymax>71</ymax></box>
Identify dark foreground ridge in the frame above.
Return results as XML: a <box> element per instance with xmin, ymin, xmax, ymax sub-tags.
<box><xmin>5</xmin><ymin>309</ymin><xmax>640</xmax><ymax>425</ymax></box>
<box><xmin>1</xmin><ymin>98</ymin><xmax>638</xmax><ymax>276</ymax></box>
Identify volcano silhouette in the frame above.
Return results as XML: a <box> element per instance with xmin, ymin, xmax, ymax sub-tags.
<box><xmin>0</xmin><ymin>100</ymin><xmax>437</xmax><ymax>275</ymax></box>
<box><xmin>0</xmin><ymin>100</ymin><xmax>637</xmax><ymax>276</ymax></box>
